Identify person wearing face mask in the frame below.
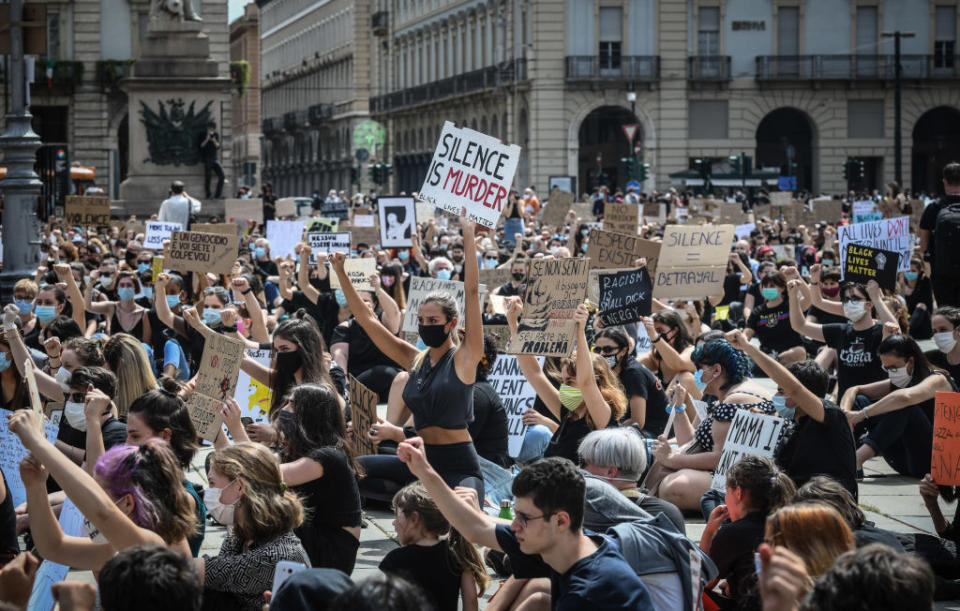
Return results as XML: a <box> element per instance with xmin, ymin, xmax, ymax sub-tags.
<box><xmin>744</xmin><ymin>272</ymin><xmax>805</xmax><ymax>367</ymax></box>
<box><xmin>331</xmin><ymin>217</ymin><xmax>485</xmax><ymax>502</ymax></box>
<box><xmin>378</xmin><ymin>262</ymin><xmax>408</xmax><ymax>311</ymax></box>
<box><xmin>134</xmin><ymin>269</ymin><xmax>155</xmax><ymax>309</ymax></box>
<box><xmin>250</xmin><ymin>238</ymin><xmax>279</xmax><ymax>286</ymax></box>
<box><xmin>926</xmin><ymin>306</ymin><xmax>960</xmax><ymax>383</ymax></box>
<box><xmin>842</xmin><ymin>335</ymin><xmax>955</xmax><ymax>478</ymax></box>
<box><xmin>742</xmin><ymin>261</ymin><xmax>777</xmax><ymax>322</ymax></box>
<box><xmin>726</xmin><ymin>330</ymin><xmax>858</xmax><ymax>499</ymax></box>
<box><xmin>25</xmin><ymin>284</ymin><xmax>68</xmax><ymax>351</ymax></box>
<box><xmin>639</xmin><ymin>310</ymin><xmax>699</xmax><ymax>417</ymax></box>
<box><xmin>502</xmin><ymin>190</ymin><xmax>524</xmax><ymax>248</ymax></box>
<box><xmin>898</xmin><ymin>257</ymin><xmax>934</xmax><ymax>339</ymax></box>
<box><xmin>11</xmin><ymin>278</ymin><xmax>38</xmax><ymax>342</ymax></box>
<box><xmin>594</xmin><ymin>328</ymin><xmax>667</xmax><ymax>437</ymax></box>
<box><xmin>52</xmin><ymin>367</ymin><xmax>127</xmax><ymax>468</ymax></box>
<box><xmin>492</xmin><ymin>258</ymin><xmax>528</xmax><ymax>298</ymax></box>
<box><xmin>156</xmin><ymin>277</ymin><xmax>231</xmax><ymax>374</ymax></box>
<box><xmin>84</xmin><ymin>271</ymin><xmax>152</xmax><ymax>344</ymax></box>
<box><xmin>428</xmin><ymin>256</ymin><xmax>455</xmax><ymax>281</ymax></box>
<box><xmin>201</xmin><ymin>443</ymin><xmax>310</xmax><ymax>611</ymax></box>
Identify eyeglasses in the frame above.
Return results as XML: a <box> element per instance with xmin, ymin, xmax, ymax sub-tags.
<box><xmin>513</xmin><ymin>509</ymin><xmax>553</xmax><ymax>528</ymax></box>
<box><xmin>594</xmin><ymin>345</ymin><xmax>620</xmax><ymax>355</ymax></box>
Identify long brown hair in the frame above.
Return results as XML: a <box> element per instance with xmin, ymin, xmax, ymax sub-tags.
<box><xmin>559</xmin><ymin>351</ymin><xmax>627</xmax><ymax>424</ymax></box>
<box><xmin>766</xmin><ymin>503</ymin><xmax>855</xmax><ymax>579</ymax></box>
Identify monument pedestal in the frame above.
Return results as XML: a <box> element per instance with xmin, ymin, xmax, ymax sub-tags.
<box><xmin>118</xmin><ymin>18</ymin><xmax>230</xmax><ymax>217</ymax></box>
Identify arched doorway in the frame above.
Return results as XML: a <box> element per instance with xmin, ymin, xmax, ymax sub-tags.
<box><xmin>755</xmin><ymin>108</ymin><xmax>815</xmax><ymax>192</ymax></box>
<box><xmin>578</xmin><ymin>106</ymin><xmax>641</xmax><ymax>193</ymax></box>
<box><xmin>912</xmin><ymin>106</ymin><xmax>960</xmax><ymax>196</ymax></box>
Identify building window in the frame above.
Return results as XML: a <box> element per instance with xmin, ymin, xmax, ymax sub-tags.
<box><xmin>776</xmin><ymin>6</ymin><xmax>799</xmax><ymax>77</ymax></box>
<box><xmin>47</xmin><ymin>12</ymin><xmax>60</xmax><ymax>59</ymax></box>
<box><xmin>856</xmin><ymin>6</ymin><xmax>878</xmax><ymax>77</ymax></box>
<box><xmin>598</xmin><ymin>7</ymin><xmax>622</xmax><ymax>72</ymax></box>
<box><xmin>697</xmin><ymin>7</ymin><xmax>720</xmax><ymax>56</ymax></box>
<box><xmin>935</xmin><ymin>5</ymin><xmax>956</xmax><ymax>69</ymax></box>
<box><xmin>848</xmin><ymin>100</ymin><xmax>884</xmax><ymax>138</ymax></box>
<box><xmin>688</xmin><ymin>100</ymin><xmax>728</xmax><ymax>139</ymax></box>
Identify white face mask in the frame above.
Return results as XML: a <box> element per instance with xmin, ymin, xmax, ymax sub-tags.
<box><xmin>935</xmin><ymin>331</ymin><xmax>958</xmax><ymax>354</ymax></box>
<box><xmin>888</xmin><ymin>365</ymin><xmax>912</xmax><ymax>388</ymax></box>
<box><xmin>204</xmin><ymin>481</ymin><xmax>239</xmax><ymax>526</ymax></box>
<box><xmin>64</xmin><ymin>401</ymin><xmax>87</xmax><ymax>432</ymax></box>
<box><xmin>843</xmin><ymin>301</ymin><xmax>867</xmax><ymax>323</ymax></box>
<box><xmin>55</xmin><ymin>366</ymin><xmax>72</xmax><ymax>388</ymax></box>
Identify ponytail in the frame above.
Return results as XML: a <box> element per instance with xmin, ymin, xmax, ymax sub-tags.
<box><xmin>692</xmin><ymin>338</ymin><xmax>753</xmax><ymax>391</ymax></box>
<box><xmin>726</xmin><ymin>455</ymin><xmax>797</xmax><ymax>516</ymax></box>
<box><xmin>448</xmin><ymin>529</ymin><xmax>489</xmax><ymax>597</ymax></box>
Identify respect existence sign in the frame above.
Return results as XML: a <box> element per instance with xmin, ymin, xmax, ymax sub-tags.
<box><xmin>419</xmin><ymin>121</ymin><xmax>521</xmax><ymax>228</ymax></box>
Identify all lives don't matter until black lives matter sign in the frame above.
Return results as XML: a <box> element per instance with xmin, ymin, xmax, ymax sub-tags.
<box><xmin>598</xmin><ymin>268</ymin><xmax>653</xmax><ymax>326</ymax></box>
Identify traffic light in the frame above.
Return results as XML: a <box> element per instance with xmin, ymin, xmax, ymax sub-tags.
<box><xmin>639</xmin><ymin>163</ymin><xmax>650</xmax><ymax>182</ymax></box>
<box><xmin>351</xmin><ymin>166</ymin><xmax>359</xmax><ymax>185</ymax></box>
<box><xmin>857</xmin><ymin>159</ymin><xmax>865</xmax><ymax>180</ymax></box>
<box><xmin>368</xmin><ymin>164</ymin><xmax>377</xmax><ymax>184</ymax></box>
<box><xmin>621</xmin><ymin>157</ymin><xmax>637</xmax><ymax>178</ymax></box>
<box><xmin>729</xmin><ymin>155</ymin><xmax>741</xmax><ymax>175</ymax></box>
<box><xmin>842</xmin><ymin>158</ymin><xmax>851</xmax><ymax>181</ymax></box>
<box><xmin>383</xmin><ymin>163</ymin><xmax>393</xmax><ymax>183</ymax></box>
<box><xmin>742</xmin><ymin>154</ymin><xmax>752</xmax><ymax>175</ymax></box>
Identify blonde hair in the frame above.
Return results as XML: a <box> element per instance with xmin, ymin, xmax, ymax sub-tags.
<box><xmin>102</xmin><ymin>334</ymin><xmax>157</xmax><ymax>418</ymax></box>
<box><xmin>209</xmin><ymin>443</ymin><xmax>304</xmax><ymax>544</ymax></box>
<box><xmin>559</xmin><ymin>351</ymin><xmax>627</xmax><ymax>423</ymax></box>
<box><xmin>766</xmin><ymin>503</ymin><xmax>855</xmax><ymax>579</ymax></box>
<box><xmin>13</xmin><ymin>278</ymin><xmax>37</xmax><ymax>298</ymax></box>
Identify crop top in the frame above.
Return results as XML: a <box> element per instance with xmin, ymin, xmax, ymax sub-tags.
<box><xmin>401</xmin><ymin>348</ymin><xmax>474</xmax><ymax>430</ymax></box>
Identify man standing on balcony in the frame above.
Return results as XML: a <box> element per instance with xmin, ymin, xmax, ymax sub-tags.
<box><xmin>200</xmin><ymin>120</ymin><xmax>225</xmax><ymax>199</ymax></box>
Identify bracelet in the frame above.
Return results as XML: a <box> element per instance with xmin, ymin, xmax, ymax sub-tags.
<box><xmin>241</xmin><ymin>288</ymin><xmax>252</xmax><ymax>295</ymax></box>
<box><xmin>222</xmin><ymin>325</ymin><xmax>239</xmax><ymax>333</ymax></box>
<box><xmin>666</xmin><ymin>404</ymin><xmax>686</xmax><ymax>413</ymax></box>
<box><xmin>862</xmin><ymin>408</ymin><xmax>870</xmax><ymax>420</ymax></box>
<box><xmin>653</xmin><ymin>335</ymin><xmax>664</xmax><ymax>343</ymax></box>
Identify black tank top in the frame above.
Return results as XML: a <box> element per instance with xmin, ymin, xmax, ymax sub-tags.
<box><xmin>110</xmin><ymin>307</ymin><xmax>145</xmax><ymax>341</ymax></box>
<box><xmin>0</xmin><ymin>474</ymin><xmax>19</xmax><ymax>562</ymax></box>
<box><xmin>401</xmin><ymin>349</ymin><xmax>473</xmax><ymax>430</ymax></box>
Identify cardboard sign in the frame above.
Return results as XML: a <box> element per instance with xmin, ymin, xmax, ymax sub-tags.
<box><xmin>541</xmin><ymin>187</ymin><xmax>575</xmax><ymax>227</ymax></box>
<box><xmin>812</xmin><ymin>199</ymin><xmax>843</xmax><ymax>222</ymax></box>
<box><xmin>194</xmin><ymin>333</ymin><xmax>246</xmax><ymax>400</ymax></box>
<box><xmin>852</xmin><ymin>200</ymin><xmax>878</xmax><ymax>223</ymax></box>
<box><xmin>932</xmin><ymin>391</ymin><xmax>960</xmax><ymax>485</ymax></box>
<box><xmin>330</xmin><ymin>257</ymin><xmax>376</xmax><ymax>291</ymax></box>
<box><xmin>185</xmin><ymin>392</ymin><xmax>224</xmax><ymax>442</ymax></box>
<box><xmin>353</xmin><ymin>214</ymin><xmax>376</xmax><ymax>228</ymax></box>
<box><xmin>506</xmin><ymin>257</ymin><xmax>590</xmax><ymax>357</ymax></box>
<box><xmin>144</xmin><ymin>221</ymin><xmax>183</xmax><ymax>250</ymax></box>
<box><xmin>307</xmin><ymin>232</ymin><xmax>351</xmax><ymax>263</ymax></box>
<box><xmin>306</xmin><ymin>217</ymin><xmax>340</xmax><ymax>232</ymax></box>
<box><xmin>717</xmin><ymin>202</ymin><xmax>749</xmax><ymax>225</ymax></box>
<box><xmin>402</xmin><ymin>277</ymin><xmax>487</xmax><ymax>333</ymax></box>
<box><xmin>166</xmin><ymin>231</ymin><xmax>240</xmax><ymax>275</ymax></box>
<box><xmin>843</xmin><ymin>243</ymin><xmax>900</xmax><ymax>290</ymax></box>
<box><xmin>378</xmin><ymin>196</ymin><xmax>416</xmax><ymax>248</ymax></box>
<box><xmin>349</xmin><ymin>375</ymin><xmax>378</xmax><ymax>457</ymax></box>
<box><xmin>266</xmin><ymin>220</ymin><xmax>306</xmax><ymax>258</ymax></box>
<box><xmin>23</xmin><ymin>359</ymin><xmax>44</xmax><ymax>431</ymax></box>
<box><xmin>351</xmin><ymin>225</ymin><xmax>380</xmax><ymax>249</ymax></box>
<box><xmin>419</xmin><ymin>120</ymin><xmax>522</xmax><ymax>228</ymax></box>
<box><xmin>415</xmin><ymin>201</ymin><xmax>436</xmax><ymax>225</ymax></box>
<box><xmin>598</xmin><ymin>268</ymin><xmax>653</xmax><ymax>326</ymax></box>
<box><xmin>151</xmin><ymin>255</ymin><xmax>165</xmax><ymax>282</ymax></box>
<box><xmin>586</xmin><ymin>228</ymin><xmax>661</xmax><ymax>273</ymax></box>
<box><xmin>488</xmin><ymin>355</ymin><xmax>542</xmax><ymax>457</ymax></box>
<box><xmin>235</xmin><ymin>348</ymin><xmax>272</xmax><ymax>424</ymax></box>
<box><xmin>275</xmin><ymin>197</ymin><xmax>298</xmax><ymax>217</ymax></box>
<box><xmin>0</xmin><ymin>408</ymin><xmax>58</xmax><ymax>507</ymax></box>
<box><xmin>225</xmin><ymin>198</ymin><xmax>263</xmax><ymax>224</ymax></box>
<box><xmin>837</xmin><ymin>216</ymin><xmax>910</xmax><ymax>273</ymax></box>
<box><xmin>769</xmin><ymin>192</ymin><xmax>793</xmax><ymax>207</ymax></box>
<box><xmin>191</xmin><ymin>222</ymin><xmax>238</xmax><ymax>236</ymax></box>
<box><xmin>654</xmin><ymin>224</ymin><xmax>735</xmax><ymax>299</ymax></box>
<box><xmin>571</xmin><ymin>201</ymin><xmax>595</xmax><ymax>220</ymax></box>
<box><xmin>64</xmin><ymin>196</ymin><xmax>110</xmax><ymax>226</ymax></box>
<box><xmin>603</xmin><ymin>203</ymin><xmax>640</xmax><ymax>235</ymax></box>
<box><xmin>711</xmin><ymin>410</ymin><xmax>786</xmax><ymax>490</ymax></box>
<box><xmin>479</xmin><ymin>266</ymin><xmax>512</xmax><ymax>292</ymax></box>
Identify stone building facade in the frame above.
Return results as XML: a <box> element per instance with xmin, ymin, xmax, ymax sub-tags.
<box><xmin>370</xmin><ymin>0</ymin><xmax>960</xmax><ymax>198</ymax></box>
<box><xmin>231</xmin><ymin>3</ymin><xmax>261</xmax><ymax>191</ymax></box>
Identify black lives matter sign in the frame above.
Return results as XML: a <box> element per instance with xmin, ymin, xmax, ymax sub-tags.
<box><xmin>843</xmin><ymin>243</ymin><xmax>899</xmax><ymax>291</ymax></box>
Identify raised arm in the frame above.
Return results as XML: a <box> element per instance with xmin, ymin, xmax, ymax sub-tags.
<box><xmin>787</xmin><ymin>280</ymin><xmax>825</xmax><ymax>342</ymax></box>
<box><xmin>641</xmin><ymin>316</ymin><xmax>695</xmax><ymax>373</ymax></box>
<box><xmin>866</xmin><ymin>280</ymin><xmax>898</xmax><ymax>328</ymax></box>
<box><xmin>371</xmin><ymin>273</ymin><xmax>402</xmax><ymax>334</ymax></box>
<box><xmin>154</xmin><ymin>273</ymin><xmax>176</xmax><ymax>329</ymax></box>
<box><xmin>506</xmin><ymin>297</ymin><xmax>561</xmax><ymax>418</ymax></box>
<box><xmin>453</xmin><ymin>218</ymin><xmax>483</xmax><ymax>383</ymax></box>
<box><xmin>296</xmin><ymin>246</ymin><xmax>321</xmax><ymax>304</ymax></box>
<box><xmin>82</xmin><ymin>386</ymin><xmax>110</xmax><ymax>476</ymax></box>
<box><xmin>331</xmin><ymin>252</ymin><xmax>419</xmax><ymax>370</ymax></box>
<box><xmin>410</xmin><ymin>234</ymin><xmax>430</xmax><ymax>272</ymax></box>
<box><xmin>54</xmin><ymin>264</ymin><xmax>86</xmax><ymax>329</ymax></box>
<box><xmin>277</xmin><ymin>262</ymin><xmax>296</xmax><ymax>302</ymax></box>
<box><xmin>2</xmin><ymin>307</ymin><xmax>63</xmax><ymax>401</ymax></box>
<box><xmin>232</xmin><ymin>277</ymin><xmax>269</xmax><ymax>343</ymax></box>
<box><xmin>574</xmin><ymin>304</ymin><xmax>611</xmax><ymax>427</ymax></box>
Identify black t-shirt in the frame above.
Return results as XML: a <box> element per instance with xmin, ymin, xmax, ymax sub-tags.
<box><xmin>469</xmin><ymin>381</ymin><xmax>510</xmax><ymax>468</ymax></box>
<box><xmin>282</xmin><ymin>291</ymin><xmax>340</xmax><ymax>346</ymax></box>
<box><xmin>253</xmin><ymin>259</ymin><xmax>278</xmax><ymax>284</ymax></box>
<box><xmin>619</xmin><ymin>360</ymin><xmax>668</xmax><ymax>436</ymax></box>
<box><xmin>904</xmin><ymin>276</ymin><xmax>934</xmax><ymax>313</ymax></box>
<box><xmin>775</xmin><ymin>401</ymin><xmax>858</xmax><ymax>499</ymax></box>
<box><xmin>56</xmin><ymin>417</ymin><xmax>128</xmax><ymax>452</ymax></box>
<box><xmin>719</xmin><ymin>273</ymin><xmax>745</xmax><ymax>306</ymax></box>
<box><xmin>379</xmin><ymin>542</ymin><xmax>462</xmax><ymax>611</ymax></box>
<box><xmin>709</xmin><ymin>512</ymin><xmax>766</xmax><ymax>604</ymax></box>
<box><xmin>920</xmin><ymin>195</ymin><xmax>960</xmax><ymax>262</ymax></box>
<box><xmin>497</xmin><ymin>282</ymin><xmax>524</xmax><ymax>298</ymax></box>
<box><xmin>545</xmin><ymin>411</ymin><xmax>617</xmax><ymax>464</ymax></box>
<box><xmin>821</xmin><ymin>322</ymin><xmax>886</xmax><ymax>400</ymax></box>
<box><xmin>330</xmin><ymin>315</ymin><xmax>402</xmax><ymax>376</ymax></box>
<box><xmin>291</xmin><ymin>448</ymin><xmax>361</xmax><ymax>528</ymax></box>
<box><xmin>0</xmin><ymin>474</ymin><xmax>17</xmax><ymax>561</ymax></box>
<box><xmin>926</xmin><ymin>349</ymin><xmax>960</xmax><ymax>386</ymax></box>
<box><xmin>747</xmin><ymin>299</ymin><xmax>802</xmax><ymax>353</ymax></box>
<box><xmin>200</xmin><ymin>131</ymin><xmax>219</xmax><ymax>161</ymax></box>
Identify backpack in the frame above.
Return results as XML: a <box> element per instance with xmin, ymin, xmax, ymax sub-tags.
<box><xmin>935</xmin><ymin>202</ymin><xmax>960</xmax><ymax>278</ymax></box>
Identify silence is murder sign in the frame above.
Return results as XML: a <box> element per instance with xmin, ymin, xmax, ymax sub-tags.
<box><xmin>598</xmin><ymin>268</ymin><xmax>653</xmax><ymax>326</ymax></box>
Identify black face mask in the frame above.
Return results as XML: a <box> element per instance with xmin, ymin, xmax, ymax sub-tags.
<box><xmin>418</xmin><ymin>323</ymin><xmax>450</xmax><ymax>348</ymax></box>
<box><xmin>275</xmin><ymin>350</ymin><xmax>303</xmax><ymax>372</ymax></box>
<box><xmin>511</xmin><ymin>272</ymin><xmax>525</xmax><ymax>282</ymax></box>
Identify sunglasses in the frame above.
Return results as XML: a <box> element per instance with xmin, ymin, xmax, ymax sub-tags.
<box><xmin>594</xmin><ymin>345</ymin><xmax>621</xmax><ymax>355</ymax></box>
<box><xmin>67</xmin><ymin>392</ymin><xmax>86</xmax><ymax>403</ymax></box>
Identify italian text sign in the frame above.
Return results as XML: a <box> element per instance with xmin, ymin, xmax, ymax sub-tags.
<box><xmin>144</xmin><ymin>221</ymin><xmax>183</xmax><ymax>250</ymax></box>
<box><xmin>506</xmin><ymin>257</ymin><xmax>590</xmax><ymax>357</ymax></box>
<box><xmin>488</xmin><ymin>355</ymin><xmax>542</xmax><ymax>457</ymax></box>
<box><xmin>712</xmin><ymin>410</ymin><xmax>786</xmax><ymax>490</ymax></box>
<box><xmin>166</xmin><ymin>231</ymin><xmax>240</xmax><ymax>275</ymax></box>
<box><xmin>186</xmin><ymin>392</ymin><xmax>224</xmax><ymax>442</ymax></box>
<box><xmin>933</xmin><ymin>392</ymin><xmax>960</xmax><ymax>486</ymax></box>
<box><xmin>195</xmin><ymin>333</ymin><xmax>245</xmax><ymax>401</ymax></box>
<box><xmin>307</xmin><ymin>232</ymin><xmax>351</xmax><ymax>263</ymax></box>
<box><xmin>330</xmin><ymin>257</ymin><xmax>377</xmax><ymax>291</ymax></box>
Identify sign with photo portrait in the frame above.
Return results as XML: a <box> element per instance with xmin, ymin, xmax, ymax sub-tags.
<box><xmin>378</xmin><ymin>196</ymin><xmax>416</xmax><ymax>248</ymax></box>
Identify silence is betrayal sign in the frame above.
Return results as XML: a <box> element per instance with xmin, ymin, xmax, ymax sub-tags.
<box><xmin>653</xmin><ymin>224</ymin><xmax>735</xmax><ymax>299</ymax></box>
<box><xmin>418</xmin><ymin>121</ymin><xmax>521</xmax><ymax>229</ymax></box>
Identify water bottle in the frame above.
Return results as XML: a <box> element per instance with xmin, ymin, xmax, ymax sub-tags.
<box><xmin>498</xmin><ymin>499</ymin><xmax>513</xmax><ymax>520</ymax></box>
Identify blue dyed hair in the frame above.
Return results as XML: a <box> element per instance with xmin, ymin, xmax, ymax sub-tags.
<box><xmin>691</xmin><ymin>338</ymin><xmax>752</xmax><ymax>391</ymax></box>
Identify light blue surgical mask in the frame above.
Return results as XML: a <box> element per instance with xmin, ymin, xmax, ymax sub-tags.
<box><xmin>35</xmin><ymin>305</ymin><xmax>56</xmax><ymax>324</ymax></box>
<box><xmin>398</xmin><ymin>251</ymin><xmax>410</xmax><ymax>262</ymax></box>
<box><xmin>255</xmin><ymin>247</ymin><xmax>266</xmax><ymax>259</ymax></box>
<box><xmin>137</xmin><ymin>263</ymin><xmax>150</xmax><ymax>274</ymax></box>
<box><xmin>484</xmin><ymin>258</ymin><xmax>499</xmax><ymax>269</ymax></box>
<box><xmin>772</xmin><ymin>395</ymin><xmax>795</xmax><ymax>420</ymax></box>
<box><xmin>117</xmin><ymin>287</ymin><xmax>136</xmax><ymax>301</ymax></box>
<box><xmin>436</xmin><ymin>269</ymin><xmax>452</xmax><ymax>280</ymax></box>
<box><xmin>14</xmin><ymin>300</ymin><xmax>33</xmax><ymax>315</ymax></box>
<box><xmin>0</xmin><ymin>353</ymin><xmax>10</xmax><ymax>373</ymax></box>
<box><xmin>141</xmin><ymin>287</ymin><xmax>153</xmax><ymax>300</ymax></box>
<box><xmin>761</xmin><ymin>287</ymin><xmax>780</xmax><ymax>302</ymax></box>
<box><xmin>904</xmin><ymin>271</ymin><xmax>919</xmax><ymax>282</ymax></box>
<box><xmin>694</xmin><ymin>368</ymin><xmax>707</xmax><ymax>392</ymax></box>
<box><xmin>249</xmin><ymin>243</ymin><xmax>257</xmax><ymax>251</ymax></box>
<box><xmin>202</xmin><ymin>308</ymin><xmax>222</xmax><ymax>326</ymax></box>
<box><xmin>166</xmin><ymin>295</ymin><xmax>181</xmax><ymax>309</ymax></box>
<box><xmin>334</xmin><ymin>289</ymin><xmax>348</xmax><ymax>308</ymax></box>
<box><xmin>822</xmin><ymin>259</ymin><xmax>835</xmax><ymax>267</ymax></box>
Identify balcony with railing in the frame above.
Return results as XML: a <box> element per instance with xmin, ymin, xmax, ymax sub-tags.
<box><xmin>262</xmin><ymin>117</ymin><xmax>281</xmax><ymax>134</ymax></box>
<box><xmin>687</xmin><ymin>56</ymin><xmax>732</xmax><ymax>82</ymax></box>
<box><xmin>308</xmin><ymin>103</ymin><xmax>333</xmax><ymax>124</ymax></box>
<box><xmin>756</xmin><ymin>54</ymin><xmax>960</xmax><ymax>82</ymax></box>
<box><xmin>369</xmin><ymin>58</ymin><xmax>527</xmax><ymax>114</ymax></box>
<box><xmin>564</xmin><ymin>55</ymin><xmax>660</xmax><ymax>84</ymax></box>
<box><xmin>371</xmin><ymin>11</ymin><xmax>388</xmax><ymax>36</ymax></box>
<box><xmin>283</xmin><ymin>110</ymin><xmax>308</xmax><ymax>131</ymax></box>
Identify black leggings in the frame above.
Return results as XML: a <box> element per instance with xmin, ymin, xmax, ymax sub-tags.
<box><xmin>857</xmin><ymin>395</ymin><xmax>932</xmax><ymax>478</ymax></box>
<box><xmin>358</xmin><ymin>442</ymin><xmax>484</xmax><ymax>504</ymax></box>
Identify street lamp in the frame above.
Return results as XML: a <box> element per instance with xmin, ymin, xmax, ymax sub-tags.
<box><xmin>882</xmin><ymin>30</ymin><xmax>916</xmax><ymax>186</ymax></box>
<box><xmin>626</xmin><ymin>91</ymin><xmax>636</xmax><ymax>116</ymax></box>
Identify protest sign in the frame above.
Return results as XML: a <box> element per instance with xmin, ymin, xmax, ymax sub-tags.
<box><xmin>378</xmin><ymin>196</ymin><xmax>416</xmax><ymax>248</ymax></box>
<box><xmin>166</xmin><ymin>231</ymin><xmax>240</xmax><ymax>275</ymax></box>
<box><xmin>266</xmin><ymin>220</ymin><xmax>306</xmax><ymax>258</ymax></box>
<box><xmin>151</xmin><ymin>255</ymin><xmax>164</xmax><ymax>282</ymax></box>
<box><xmin>143</xmin><ymin>221</ymin><xmax>183</xmax><ymax>250</ymax></box>
<box><xmin>770</xmin><ymin>244</ymin><xmax>795</xmax><ymax>261</ymax></box>
<box><xmin>225</xmin><ymin>198</ymin><xmax>263</xmax><ymax>224</ymax></box>
<box><xmin>415</xmin><ymin>201</ymin><xmax>436</xmax><ymax>225</ymax></box>
<box><xmin>488</xmin><ymin>355</ymin><xmax>542</xmax><ymax>457</ymax></box>
<box><xmin>711</xmin><ymin>410</ymin><xmax>786</xmax><ymax>490</ymax></box>
<box><xmin>235</xmin><ymin>348</ymin><xmax>272</xmax><ymax>425</ymax></box>
<box><xmin>194</xmin><ymin>333</ymin><xmax>245</xmax><ymax>400</ymax></box>
<box><xmin>23</xmin><ymin>358</ymin><xmax>44</xmax><ymax>430</ymax></box>
<box><xmin>654</xmin><ymin>224</ymin><xmax>735</xmax><ymax>299</ymax></box>
<box><xmin>603</xmin><ymin>203</ymin><xmax>640</xmax><ymax>235</ymax></box>
<box><xmin>852</xmin><ymin>200</ymin><xmax>881</xmax><ymax>223</ymax></box>
<box><xmin>275</xmin><ymin>197</ymin><xmax>298</xmax><ymax>217</ymax></box>
<box><xmin>306</xmin><ymin>217</ymin><xmax>340</xmax><ymax>232</ymax></box>
<box><xmin>571</xmin><ymin>201</ymin><xmax>595</xmax><ymax>220</ymax></box>
<box><xmin>307</xmin><ymin>232</ymin><xmax>351</xmax><ymax>263</ymax></box>
<box><xmin>402</xmin><ymin>277</ymin><xmax>487</xmax><ymax>333</ymax></box>
<box><xmin>635</xmin><ymin>322</ymin><xmax>652</xmax><ymax>354</ymax></box>
<box><xmin>769</xmin><ymin>192</ymin><xmax>793</xmax><ymax>207</ymax></box>
<box><xmin>717</xmin><ymin>202</ymin><xmax>749</xmax><ymax>225</ymax></box>
<box><xmin>812</xmin><ymin>198</ymin><xmax>843</xmax><ymax>222</ymax></box>
<box><xmin>643</xmin><ymin>202</ymin><xmax>667</xmax><ymax>224</ymax></box>
<box><xmin>932</xmin><ymin>392</ymin><xmax>960</xmax><ymax>486</ymax></box>
<box><xmin>64</xmin><ymin>195</ymin><xmax>110</xmax><ymax>226</ymax></box>
<box><xmin>598</xmin><ymin>268</ymin><xmax>653</xmax><ymax>326</ymax></box>
<box><xmin>489</xmin><ymin>294</ymin><xmax>508</xmax><ymax>314</ymax></box>
<box><xmin>0</xmin><ymin>408</ymin><xmax>58</xmax><ymax>507</ymax></box>
<box><xmin>329</xmin><ymin>257</ymin><xmax>376</xmax><ymax>291</ymax></box>
<box><xmin>28</xmin><ymin>498</ymin><xmax>85</xmax><ymax>611</ymax></box>
<box><xmin>734</xmin><ymin>223</ymin><xmax>755</xmax><ymax>240</ymax></box>
<box><xmin>541</xmin><ymin>187</ymin><xmax>575</xmax><ymax>227</ymax></box>
<box><xmin>191</xmin><ymin>222</ymin><xmax>238</xmax><ymax>236</ymax></box>
<box><xmin>586</xmin><ymin>228</ymin><xmax>661</xmax><ymax>273</ymax></box>
<box><xmin>349</xmin><ymin>375</ymin><xmax>378</xmax><ymax>456</ymax></box>
<box><xmin>419</xmin><ymin>121</ymin><xmax>521</xmax><ymax>228</ymax></box>
<box><xmin>352</xmin><ymin>214</ymin><xmax>376</xmax><ymax>227</ymax></box>
<box><xmin>185</xmin><ymin>392</ymin><xmax>224</xmax><ymax>441</ymax></box>
<box><xmin>842</xmin><ymin>243</ymin><xmax>900</xmax><ymax>291</ymax></box>
<box><xmin>479</xmin><ymin>266</ymin><xmax>511</xmax><ymax>291</ymax></box>
<box><xmin>506</xmin><ymin>257</ymin><xmax>590</xmax><ymax>357</ymax></box>
<box><xmin>351</xmin><ymin>225</ymin><xmax>381</xmax><ymax>249</ymax></box>
<box><xmin>837</xmin><ymin>216</ymin><xmax>910</xmax><ymax>272</ymax></box>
